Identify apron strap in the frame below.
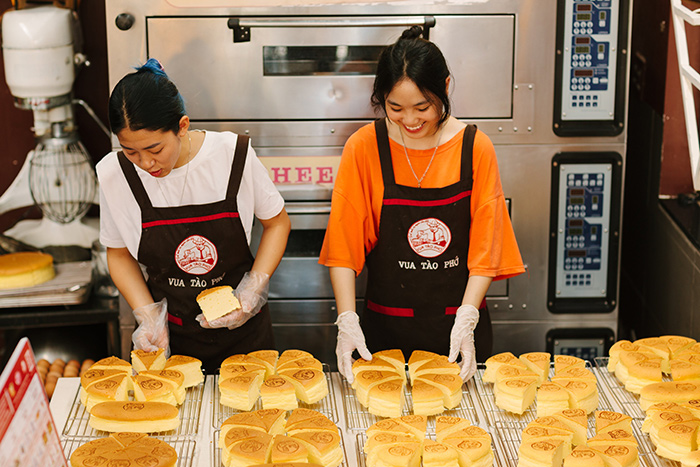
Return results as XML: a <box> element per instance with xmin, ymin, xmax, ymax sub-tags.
<box><xmin>460</xmin><ymin>125</ymin><xmax>477</xmax><ymax>183</ymax></box>
<box><xmin>374</xmin><ymin>119</ymin><xmax>396</xmax><ymax>187</ymax></box>
<box><xmin>225</xmin><ymin>134</ymin><xmax>251</xmax><ymax>200</ymax></box>
<box><xmin>118</xmin><ymin>152</ymin><xmax>154</xmax><ymax>211</ymax></box>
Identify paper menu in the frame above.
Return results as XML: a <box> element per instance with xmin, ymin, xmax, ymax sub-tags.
<box><xmin>0</xmin><ymin>337</ymin><xmax>67</xmax><ymax>467</ymax></box>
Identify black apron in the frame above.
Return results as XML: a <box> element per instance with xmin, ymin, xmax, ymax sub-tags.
<box><xmin>362</xmin><ymin>120</ymin><xmax>492</xmax><ymax>362</ymax></box>
<box><xmin>118</xmin><ymin>134</ymin><xmax>274</xmax><ymax>373</ymax></box>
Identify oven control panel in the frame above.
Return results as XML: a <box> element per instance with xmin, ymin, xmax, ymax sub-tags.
<box><xmin>548</xmin><ymin>153</ymin><xmax>622</xmax><ymax>313</ymax></box>
<box><xmin>554</xmin><ymin>0</ymin><xmax>629</xmax><ymax>136</ymax></box>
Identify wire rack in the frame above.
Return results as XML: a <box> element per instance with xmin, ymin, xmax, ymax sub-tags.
<box><xmin>61</xmin><ymin>379</ymin><xmax>205</xmax><ymax>439</ymax></box>
<box><xmin>212</xmin><ymin>426</ymin><xmax>348</xmax><ymax>467</ymax></box>
<box><xmin>593</xmin><ymin>356</ymin><xmax>674</xmax><ymax>420</ymax></box>
<box><xmin>341</xmin><ymin>371</ymin><xmax>481</xmax><ymax>433</ymax></box>
<box><xmin>472</xmin><ymin>361</ymin><xmax>616</xmax><ymax>426</ymax></box>
<box><xmin>354</xmin><ymin>426</ymin><xmax>509</xmax><ymax>467</ymax></box>
<box><xmin>211</xmin><ymin>363</ymin><xmax>339</xmax><ymax>428</ymax></box>
<box><xmin>62</xmin><ymin>436</ymin><xmax>196</xmax><ymax>467</ymax></box>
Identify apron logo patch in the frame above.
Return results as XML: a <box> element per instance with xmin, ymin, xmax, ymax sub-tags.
<box><xmin>175</xmin><ymin>235</ymin><xmax>218</xmax><ymax>275</ymax></box>
<box><xmin>407</xmin><ymin>218</ymin><xmax>451</xmax><ymax>258</ymax></box>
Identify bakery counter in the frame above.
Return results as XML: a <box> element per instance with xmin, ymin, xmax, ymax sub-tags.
<box><xmin>50</xmin><ymin>365</ymin><xmax>666</xmax><ymax>467</ymax></box>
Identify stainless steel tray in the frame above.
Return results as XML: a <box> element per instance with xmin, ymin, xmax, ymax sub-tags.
<box><xmin>62</xmin><ymin>436</ymin><xmax>196</xmax><ymax>467</ymax></box>
<box><xmin>61</xmin><ymin>376</ymin><xmax>205</xmax><ymax>439</ymax></box>
<box><xmin>0</xmin><ymin>261</ymin><xmax>92</xmax><ymax>308</ymax></box>
<box><xmin>341</xmin><ymin>369</ymin><xmax>481</xmax><ymax>433</ymax></box>
<box><xmin>212</xmin><ymin>363</ymin><xmax>339</xmax><ymax>428</ymax></box>
<box><xmin>472</xmin><ymin>361</ymin><xmax>616</xmax><ymax>427</ymax></box>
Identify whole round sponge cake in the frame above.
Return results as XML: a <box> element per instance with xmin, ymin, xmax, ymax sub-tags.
<box><xmin>0</xmin><ymin>252</ymin><xmax>55</xmax><ymax>289</ymax></box>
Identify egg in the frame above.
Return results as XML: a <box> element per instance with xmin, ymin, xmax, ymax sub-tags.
<box><xmin>36</xmin><ymin>359</ymin><xmax>50</xmax><ymax>369</ymax></box>
<box><xmin>66</xmin><ymin>359</ymin><xmax>80</xmax><ymax>369</ymax></box>
<box><xmin>47</xmin><ymin>371</ymin><xmax>62</xmax><ymax>381</ymax></box>
<box><xmin>45</xmin><ymin>381</ymin><xmax>56</xmax><ymax>399</ymax></box>
<box><xmin>49</xmin><ymin>364</ymin><xmax>64</xmax><ymax>374</ymax></box>
<box><xmin>52</xmin><ymin>358</ymin><xmax>66</xmax><ymax>368</ymax></box>
<box><xmin>45</xmin><ymin>373</ymin><xmax>59</xmax><ymax>385</ymax></box>
<box><xmin>63</xmin><ymin>367</ymin><xmax>79</xmax><ymax>377</ymax></box>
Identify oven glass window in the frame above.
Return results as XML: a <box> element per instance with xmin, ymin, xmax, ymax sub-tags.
<box><xmin>263</xmin><ymin>46</ymin><xmax>384</xmax><ymax>76</ymax></box>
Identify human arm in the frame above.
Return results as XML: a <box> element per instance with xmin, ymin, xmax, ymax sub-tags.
<box><xmin>106</xmin><ymin>247</ymin><xmax>168</xmax><ymax>351</ymax></box>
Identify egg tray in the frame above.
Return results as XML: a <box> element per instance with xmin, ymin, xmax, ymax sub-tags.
<box><xmin>354</xmin><ymin>425</ymin><xmax>510</xmax><ymax>467</ymax></box>
<box><xmin>340</xmin><ymin>369</ymin><xmax>481</xmax><ymax>433</ymax></box>
<box><xmin>493</xmin><ymin>417</ymin><xmax>675</xmax><ymax>467</ymax></box>
<box><xmin>211</xmin><ymin>426</ymin><xmax>348</xmax><ymax>467</ymax></box>
<box><xmin>594</xmin><ymin>356</ymin><xmax>675</xmax><ymax>420</ymax></box>
<box><xmin>61</xmin><ymin>377</ymin><xmax>205</xmax><ymax>439</ymax></box>
<box><xmin>62</xmin><ymin>437</ymin><xmax>196</xmax><ymax>467</ymax></box>
<box><xmin>471</xmin><ymin>361</ymin><xmax>616</xmax><ymax>427</ymax></box>
<box><xmin>211</xmin><ymin>363</ymin><xmax>339</xmax><ymax>429</ymax></box>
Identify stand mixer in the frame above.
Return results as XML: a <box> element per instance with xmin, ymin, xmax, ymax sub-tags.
<box><xmin>0</xmin><ymin>4</ymin><xmax>109</xmax><ymax>249</ymax></box>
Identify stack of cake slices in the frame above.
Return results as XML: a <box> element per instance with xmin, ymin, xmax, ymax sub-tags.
<box><xmin>483</xmin><ymin>352</ymin><xmax>599</xmax><ymax>416</ymax></box>
<box><xmin>219</xmin><ymin>349</ymin><xmax>328</xmax><ymax>411</ymax></box>
<box><xmin>641</xmin><ymin>401</ymin><xmax>700</xmax><ymax>465</ymax></box>
<box><xmin>363</xmin><ymin>414</ymin><xmax>493</xmax><ymax>467</ymax></box>
<box><xmin>517</xmin><ymin>409</ymin><xmax>638</xmax><ymax>467</ymax></box>
<box><xmin>607</xmin><ymin>335</ymin><xmax>700</xmax><ymax>395</ymax></box>
<box><xmin>219</xmin><ymin>407</ymin><xmax>342</xmax><ymax>467</ymax></box>
<box><xmin>69</xmin><ymin>432</ymin><xmax>178</xmax><ymax>467</ymax></box>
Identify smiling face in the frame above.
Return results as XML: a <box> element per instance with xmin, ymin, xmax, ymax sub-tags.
<box><xmin>385</xmin><ymin>78</ymin><xmax>446</xmax><ymax>143</ymax></box>
<box><xmin>117</xmin><ymin>116</ymin><xmax>189</xmax><ymax>178</ymax></box>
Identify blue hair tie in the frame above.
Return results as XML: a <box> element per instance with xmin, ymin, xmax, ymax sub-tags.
<box><xmin>136</xmin><ymin>58</ymin><xmax>168</xmax><ymax>78</ymax></box>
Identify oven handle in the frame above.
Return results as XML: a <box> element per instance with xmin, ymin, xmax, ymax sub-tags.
<box><xmin>285</xmin><ymin>204</ymin><xmax>332</xmax><ymax>216</ymax></box>
<box><xmin>228</xmin><ymin>16</ymin><xmax>436</xmax><ymax>43</ymax></box>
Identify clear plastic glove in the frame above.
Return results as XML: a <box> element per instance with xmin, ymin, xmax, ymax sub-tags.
<box><xmin>196</xmin><ymin>271</ymin><xmax>269</xmax><ymax>330</ymax></box>
<box><xmin>335</xmin><ymin>311</ymin><xmax>372</xmax><ymax>384</ymax></box>
<box><xmin>448</xmin><ymin>304</ymin><xmax>480</xmax><ymax>381</ymax></box>
<box><xmin>132</xmin><ymin>298</ymin><xmax>170</xmax><ymax>356</ymax></box>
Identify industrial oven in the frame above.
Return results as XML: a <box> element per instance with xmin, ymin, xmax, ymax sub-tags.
<box><xmin>105</xmin><ymin>0</ymin><xmax>631</xmax><ymax>367</ymax></box>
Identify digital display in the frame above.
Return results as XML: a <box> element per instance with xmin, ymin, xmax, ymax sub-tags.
<box><xmin>570</xmin><ymin>188</ymin><xmax>585</xmax><ymax>196</ymax></box>
<box><xmin>599</xmin><ymin>44</ymin><xmax>605</xmax><ymax>53</ymax></box>
<box><xmin>576</xmin><ymin>37</ymin><xmax>591</xmax><ymax>44</ymax></box>
<box><xmin>577</xmin><ymin>3</ymin><xmax>592</xmax><ymax>11</ymax></box>
<box><xmin>591</xmin><ymin>226</ymin><xmax>598</xmax><ymax>235</ymax></box>
<box><xmin>575</xmin><ymin>46</ymin><xmax>591</xmax><ymax>54</ymax></box>
<box><xmin>592</xmin><ymin>195</ymin><xmax>599</xmax><ymax>203</ymax></box>
<box><xmin>570</xmin><ymin>197</ymin><xmax>584</xmax><ymax>205</ymax></box>
<box><xmin>577</xmin><ymin>13</ymin><xmax>592</xmax><ymax>21</ymax></box>
<box><xmin>569</xmin><ymin>228</ymin><xmax>583</xmax><ymax>236</ymax></box>
<box><xmin>568</xmin><ymin>250</ymin><xmax>587</xmax><ymax>257</ymax></box>
<box><xmin>569</xmin><ymin>219</ymin><xmax>584</xmax><ymax>227</ymax></box>
<box><xmin>574</xmin><ymin>69</ymin><xmax>594</xmax><ymax>77</ymax></box>
<box><xmin>599</xmin><ymin>11</ymin><xmax>607</xmax><ymax>20</ymax></box>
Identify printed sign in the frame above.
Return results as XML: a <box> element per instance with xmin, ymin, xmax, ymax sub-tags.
<box><xmin>175</xmin><ymin>234</ymin><xmax>218</xmax><ymax>275</ymax></box>
<box><xmin>0</xmin><ymin>338</ymin><xmax>67</xmax><ymax>467</ymax></box>
<box><xmin>407</xmin><ymin>218</ymin><xmax>452</xmax><ymax>258</ymax></box>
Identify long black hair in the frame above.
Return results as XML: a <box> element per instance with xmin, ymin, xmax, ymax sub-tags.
<box><xmin>108</xmin><ymin>58</ymin><xmax>186</xmax><ymax>135</ymax></box>
<box><xmin>371</xmin><ymin>26</ymin><xmax>452</xmax><ymax>127</ymax></box>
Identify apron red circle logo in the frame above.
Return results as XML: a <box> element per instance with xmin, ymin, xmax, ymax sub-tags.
<box><xmin>407</xmin><ymin>217</ymin><xmax>452</xmax><ymax>258</ymax></box>
<box><xmin>175</xmin><ymin>235</ymin><xmax>218</xmax><ymax>275</ymax></box>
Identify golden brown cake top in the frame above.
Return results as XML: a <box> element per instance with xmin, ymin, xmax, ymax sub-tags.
<box><xmin>0</xmin><ymin>252</ymin><xmax>53</xmax><ymax>275</ymax></box>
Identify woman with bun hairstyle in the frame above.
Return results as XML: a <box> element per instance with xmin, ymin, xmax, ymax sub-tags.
<box><xmin>320</xmin><ymin>27</ymin><xmax>525</xmax><ymax>382</ymax></box>
<box><xmin>98</xmin><ymin>59</ymin><xmax>290</xmax><ymax>372</ymax></box>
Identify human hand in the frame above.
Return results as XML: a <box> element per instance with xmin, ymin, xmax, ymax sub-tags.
<box><xmin>448</xmin><ymin>304</ymin><xmax>479</xmax><ymax>381</ymax></box>
<box><xmin>132</xmin><ymin>298</ymin><xmax>170</xmax><ymax>356</ymax></box>
<box><xmin>236</xmin><ymin>271</ymin><xmax>269</xmax><ymax>316</ymax></box>
<box><xmin>335</xmin><ymin>311</ymin><xmax>372</xmax><ymax>383</ymax></box>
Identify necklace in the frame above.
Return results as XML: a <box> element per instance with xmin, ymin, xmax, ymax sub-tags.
<box><xmin>398</xmin><ymin>125</ymin><xmax>445</xmax><ymax>188</ymax></box>
<box><xmin>156</xmin><ymin>131</ymin><xmax>191</xmax><ymax>206</ymax></box>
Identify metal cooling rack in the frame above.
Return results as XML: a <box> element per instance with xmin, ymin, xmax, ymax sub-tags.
<box><xmin>212</xmin><ymin>363</ymin><xmax>339</xmax><ymax>428</ymax></box>
<box><xmin>355</xmin><ymin>426</ymin><xmax>508</xmax><ymax>467</ymax></box>
<box><xmin>212</xmin><ymin>426</ymin><xmax>348</xmax><ymax>467</ymax></box>
<box><xmin>341</xmin><ymin>372</ymin><xmax>481</xmax><ymax>433</ymax></box>
<box><xmin>61</xmin><ymin>379</ymin><xmax>205</xmax><ymax>439</ymax></box>
<box><xmin>62</xmin><ymin>436</ymin><xmax>196</xmax><ymax>467</ymax></box>
<box><xmin>593</xmin><ymin>356</ymin><xmax>674</xmax><ymax>420</ymax></box>
<box><xmin>472</xmin><ymin>361</ymin><xmax>616</xmax><ymax>426</ymax></box>
<box><xmin>631</xmin><ymin>418</ymin><xmax>681</xmax><ymax>467</ymax></box>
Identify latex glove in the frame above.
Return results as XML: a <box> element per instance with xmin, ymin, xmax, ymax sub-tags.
<box><xmin>335</xmin><ymin>311</ymin><xmax>372</xmax><ymax>384</ymax></box>
<box><xmin>448</xmin><ymin>304</ymin><xmax>480</xmax><ymax>381</ymax></box>
<box><xmin>196</xmin><ymin>271</ymin><xmax>269</xmax><ymax>330</ymax></box>
<box><xmin>132</xmin><ymin>298</ymin><xmax>170</xmax><ymax>356</ymax></box>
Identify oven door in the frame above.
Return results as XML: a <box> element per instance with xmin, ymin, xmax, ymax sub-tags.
<box><xmin>250</xmin><ymin>196</ymin><xmax>366</xmax><ymax>369</ymax></box>
<box><xmin>146</xmin><ymin>15</ymin><xmax>515</xmax><ymax>122</ymax></box>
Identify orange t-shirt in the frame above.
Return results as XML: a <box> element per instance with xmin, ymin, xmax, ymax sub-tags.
<box><xmin>319</xmin><ymin>122</ymin><xmax>525</xmax><ymax>280</ymax></box>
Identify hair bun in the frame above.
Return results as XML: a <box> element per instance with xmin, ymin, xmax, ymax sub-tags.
<box><xmin>400</xmin><ymin>25</ymin><xmax>423</xmax><ymax>40</ymax></box>
<box><xmin>136</xmin><ymin>58</ymin><xmax>168</xmax><ymax>78</ymax></box>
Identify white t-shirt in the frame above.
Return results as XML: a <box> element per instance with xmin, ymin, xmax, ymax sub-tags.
<box><xmin>97</xmin><ymin>131</ymin><xmax>284</xmax><ymax>259</ymax></box>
